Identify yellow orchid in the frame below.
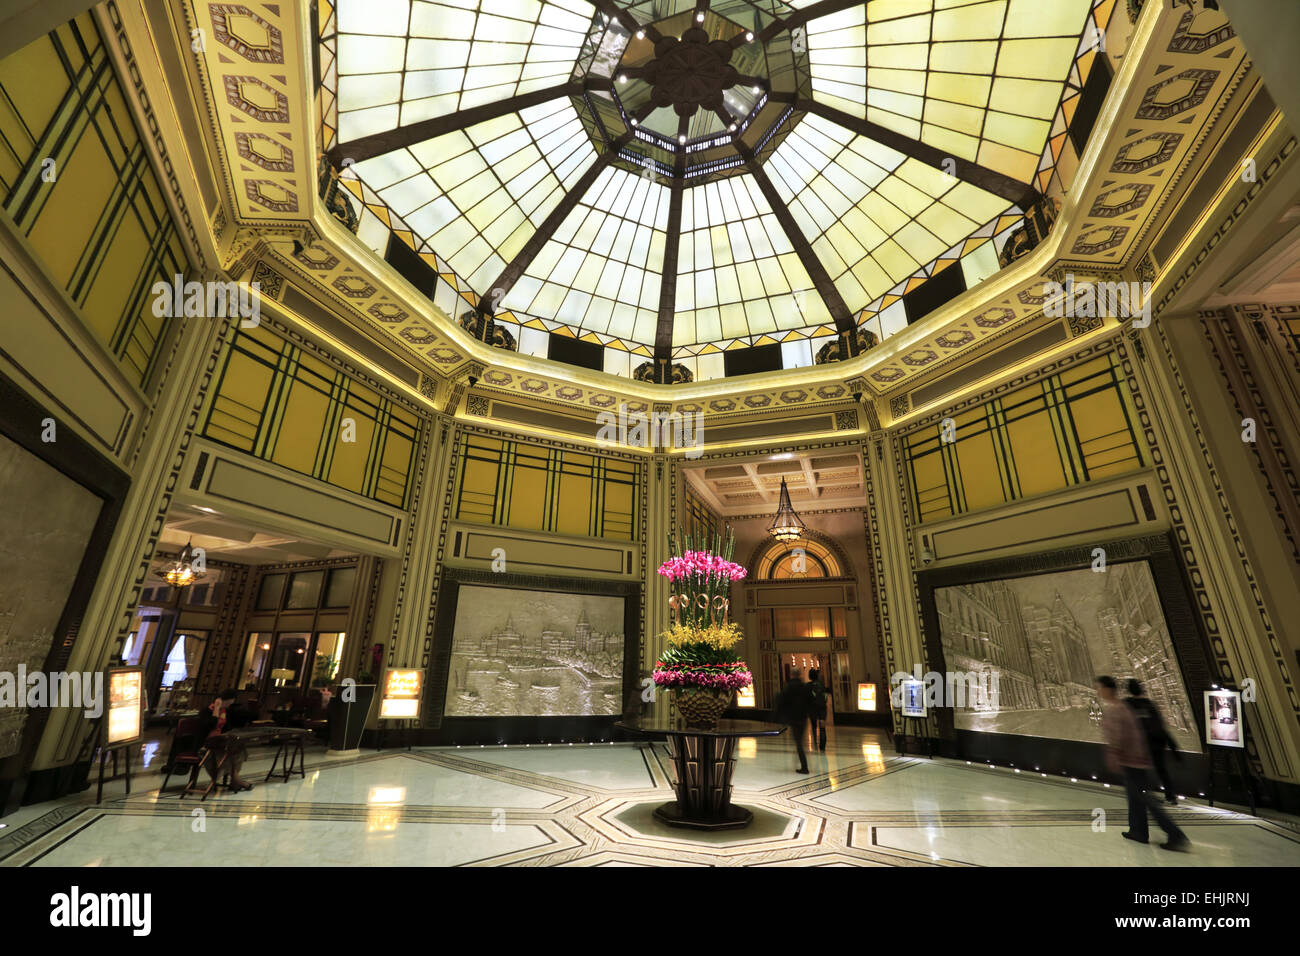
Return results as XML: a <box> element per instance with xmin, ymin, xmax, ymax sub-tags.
<box><xmin>660</xmin><ymin>622</ymin><xmax>744</xmax><ymax>651</ymax></box>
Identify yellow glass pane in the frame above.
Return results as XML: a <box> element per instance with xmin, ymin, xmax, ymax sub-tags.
<box><xmin>272</xmin><ymin>382</ymin><xmax>329</xmax><ymax>474</ymax></box>
<box><xmin>1007</xmin><ymin>413</ymin><xmax>1066</xmax><ymax>497</ymax></box>
<box><xmin>955</xmin><ymin>430</ymin><xmax>1005</xmax><ymax>511</ymax></box>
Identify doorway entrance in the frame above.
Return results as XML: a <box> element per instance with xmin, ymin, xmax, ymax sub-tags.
<box><xmin>781</xmin><ymin>651</ymin><xmax>833</xmax><ymax>748</ymax></box>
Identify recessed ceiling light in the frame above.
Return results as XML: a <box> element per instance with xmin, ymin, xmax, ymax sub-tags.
<box><xmin>618</xmin><ymin>74</ymin><xmax>627</xmax><ymax>83</ymax></box>
<box><xmin>729</xmin><ymin>123</ymin><xmax>737</xmax><ymax>131</ymax></box>
<box><xmin>746</xmin><ymin>31</ymin><xmax>754</xmax><ymax>41</ymax></box>
<box><xmin>636</xmin><ymin>29</ymin><xmax>645</xmax><ymax>39</ymax></box>
<box><xmin>678</xmin><ymin>134</ymin><xmax>686</xmax><ymax>144</ymax></box>
<box><xmin>696</xmin><ymin>11</ymin><xmax>704</xmax><ymax>21</ymax></box>
<box><xmin>753</xmin><ymin>85</ymin><xmax>761</xmax><ymax>94</ymax></box>
<box><xmin>630</xmin><ymin>118</ymin><xmax>638</xmax><ymax>126</ymax></box>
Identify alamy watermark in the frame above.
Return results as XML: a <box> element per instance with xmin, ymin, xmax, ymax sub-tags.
<box><xmin>0</xmin><ymin>667</ymin><xmax>103</xmax><ymax>717</ymax></box>
<box><xmin>1043</xmin><ymin>274</ymin><xmax>1151</xmax><ymax>328</ymax></box>
<box><xmin>891</xmin><ymin>665</ymin><xmax>1001</xmax><ymax>712</ymax></box>
<box><xmin>150</xmin><ymin>274</ymin><xmax>261</xmax><ymax>327</ymax></box>
<box><xmin>596</xmin><ymin>403</ymin><xmax>704</xmax><ymax>458</ymax></box>
<box><xmin>50</xmin><ymin>886</ymin><xmax>150</xmax><ymax>935</ymax></box>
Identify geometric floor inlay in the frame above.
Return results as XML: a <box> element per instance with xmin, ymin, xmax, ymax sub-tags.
<box><xmin>1</xmin><ymin>728</ymin><xmax>1296</xmax><ymax>867</ymax></box>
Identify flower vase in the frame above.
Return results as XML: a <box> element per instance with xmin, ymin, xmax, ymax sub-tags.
<box><xmin>670</xmin><ymin>687</ymin><xmax>734</xmax><ymax>729</ymax></box>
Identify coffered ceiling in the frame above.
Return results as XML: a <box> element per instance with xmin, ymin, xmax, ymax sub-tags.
<box><xmin>684</xmin><ymin>448</ymin><xmax>865</xmax><ymax>515</ymax></box>
<box><xmin>159</xmin><ymin>504</ymin><xmax>355</xmax><ymax>564</ymax></box>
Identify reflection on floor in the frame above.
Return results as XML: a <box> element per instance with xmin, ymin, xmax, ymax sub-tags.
<box><xmin>1</xmin><ymin>727</ymin><xmax>1296</xmax><ymax>866</ymax></box>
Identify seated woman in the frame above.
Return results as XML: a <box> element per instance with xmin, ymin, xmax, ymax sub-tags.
<box><xmin>197</xmin><ymin>689</ymin><xmax>254</xmax><ymax>792</ymax></box>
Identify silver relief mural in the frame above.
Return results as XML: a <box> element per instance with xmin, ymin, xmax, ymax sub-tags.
<box><xmin>444</xmin><ymin>585</ymin><xmax>625</xmax><ymax>717</ymax></box>
<box><xmin>935</xmin><ymin>562</ymin><xmax>1201</xmax><ymax>751</ymax></box>
<box><xmin>0</xmin><ymin>434</ymin><xmax>103</xmax><ymax>757</ymax></box>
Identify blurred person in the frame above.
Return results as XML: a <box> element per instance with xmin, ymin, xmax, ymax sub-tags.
<box><xmin>1125</xmin><ymin>678</ymin><xmax>1179</xmax><ymax>805</ymax></box>
<box><xmin>1096</xmin><ymin>676</ymin><xmax>1188</xmax><ymax>851</ymax></box>
<box><xmin>772</xmin><ymin>667</ymin><xmax>811</xmax><ymax>774</ymax></box>
<box><xmin>806</xmin><ymin>668</ymin><xmax>829</xmax><ymax>752</ymax></box>
<box><xmin>197</xmin><ymin>688</ymin><xmax>254</xmax><ymax>792</ymax></box>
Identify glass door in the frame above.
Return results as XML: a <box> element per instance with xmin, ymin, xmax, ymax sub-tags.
<box><xmin>156</xmin><ymin>629</ymin><xmax>208</xmax><ymax>714</ymax></box>
<box><xmin>268</xmin><ymin>632</ymin><xmax>312</xmax><ymax>694</ymax></box>
<box><xmin>240</xmin><ymin>633</ymin><xmax>271</xmax><ymax>691</ymax></box>
<box><xmin>309</xmin><ymin>632</ymin><xmax>346</xmax><ymax>690</ymax></box>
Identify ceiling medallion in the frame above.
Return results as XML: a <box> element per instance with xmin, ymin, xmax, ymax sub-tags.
<box><xmin>643</xmin><ymin>28</ymin><xmax>742</xmax><ymax>119</ymax></box>
<box><xmin>595</xmin><ymin>8</ymin><xmax>800</xmax><ymax>164</ymax></box>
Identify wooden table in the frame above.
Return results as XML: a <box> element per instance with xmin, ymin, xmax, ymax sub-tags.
<box><xmin>181</xmin><ymin>726</ymin><xmax>312</xmax><ymax>801</ymax></box>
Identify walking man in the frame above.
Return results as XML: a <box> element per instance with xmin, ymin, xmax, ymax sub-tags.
<box><xmin>1125</xmin><ymin>679</ymin><xmax>1179</xmax><ymax>804</ymax></box>
<box><xmin>1096</xmin><ymin>676</ymin><xmax>1189</xmax><ymax>851</ymax></box>
<box><xmin>772</xmin><ymin>667</ymin><xmax>811</xmax><ymax>774</ymax></box>
<box><xmin>806</xmin><ymin>668</ymin><xmax>829</xmax><ymax>752</ymax></box>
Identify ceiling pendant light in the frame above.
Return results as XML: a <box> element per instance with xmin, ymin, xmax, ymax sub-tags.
<box><xmin>163</xmin><ymin>539</ymin><xmax>205</xmax><ymax>588</ymax></box>
<box><xmin>767</xmin><ymin>477</ymin><xmax>805</xmax><ymax>542</ymax></box>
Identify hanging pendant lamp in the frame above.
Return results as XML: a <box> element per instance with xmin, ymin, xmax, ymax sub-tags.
<box><xmin>163</xmin><ymin>539</ymin><xmax>204</xmax><ymax>588</ymax></box>
<box><xmin>767</xmin><ymin>476</ymin><xmax>805</xmax><ymax>541</ymax></box>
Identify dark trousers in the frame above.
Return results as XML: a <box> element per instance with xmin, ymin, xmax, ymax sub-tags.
<box><xmin>1149</xmin><ymin>745</ymin><xmax>1176</xmax><ymax>801</ymax></box>
<box><xmin>810</xmin><ymin>718</ymin><xmax>826</xmax><ymax>751</ymax></box>
<box><xmin>789</xmin><ymin>717</ymin><xmax>808</xmax><ymax>770</ymax></box>
<box><xmin>1123</xmin><ymin>766</ymin><xmax>1185</xmax><ymax>842</ymax></box>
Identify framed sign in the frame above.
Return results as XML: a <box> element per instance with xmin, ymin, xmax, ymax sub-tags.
<box><xmin>105</xmin><ymin>666</ymin><xmax>144</xmax><ymax>746</ymax></box>
<box><xmin>1204</xmin><ymin>689</ymin><xmax>1244</xmax><ymax>748</ymax></box>
<box><xmin>857</xmin><ymin>683</ymin><xmax>877</xmax><ymax>712</ymax></box>
<box><xmin>900</xmin><ymin>678</ymin><xmax>926</xmax><ymax>718</ymax></box>
<box><xmin>380</xmin><ymin>668</ymin><xmax>423</xmax><ymax>719</ymax></box>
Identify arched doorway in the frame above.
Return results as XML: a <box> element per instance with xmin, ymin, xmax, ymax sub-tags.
<box><xmin>747</xmin><ymin>533</ymin><xmax>859</xmax><ymax>734</ymax></box>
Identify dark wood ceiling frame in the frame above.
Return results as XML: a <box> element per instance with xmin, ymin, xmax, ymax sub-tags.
<box><xmin>751</xmin><ymin>0</ymin><xmax>1039</xmax><ymax>206</ymax></box>
<box><xmin>798</xmin><ymin>99</ymin><xmax>1039</xmax><ymax>207</ymax></box>
<box><xmin>589</xmin><ymin>0</ymin><xmax>661</xmax><ymax>43</ymax></box>
<box><xmin>326</xmin><ymin>82</ymin><xmax>581</xmax><ymax>165</ymax></box>
<box><xmin>757</xmin><ymin>0</ymin><xmax>866</xmax><ymax>44</ymax></box>
<box><xmin>480</xmin><ymin>133</ymin><xmax>634</xmax><ymax>315</ymax></box>
<box><xmin>653</xmin><ymin>116</ymin><xmax>689</xmax><ymax>380</ymax></box>
<box><xmin>734</xmin><ymin>139</ymin><xmax>859</xmax><ymax>355</ymax></box>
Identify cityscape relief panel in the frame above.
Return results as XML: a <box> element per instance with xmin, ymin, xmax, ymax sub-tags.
<box><xmin>0</xmin><ymin>434</ymin><xmax>103</xmax><ymax>758</ymax></box>
<box><xmin>444</xmin><ymin>585</ymin><xmax>625</xmax><ymax>717</ymax></box>
<box><xmin>935</xmin><ymin>562</ymin><xmax>1201</xmax><ymax>751</ymax></box>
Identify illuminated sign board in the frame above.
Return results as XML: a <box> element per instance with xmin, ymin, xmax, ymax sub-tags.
<box><xmin>106</xmin><ymin>667</ymin><xmax>144</xmax><ymax>746</ymax></box>
<box><xmin>735</xmin><ymin>685</ymin><xmax>755</xmax><ymax>707</ymax></box>
<box><xmin>857</xmin><ymin>683</ymin><xmax>877</xmax><ymax>711</ymax></box>
<box><xmin>380</xmin><ymin>668</ymin><xmax>423</xmax><ymax>719</ymax></box>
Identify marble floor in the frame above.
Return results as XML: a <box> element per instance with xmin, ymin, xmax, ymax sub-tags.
<box><xmin>1</xmin><ymin>727</ymin><xmax>1296</xmax><ymax>867</ymax></box>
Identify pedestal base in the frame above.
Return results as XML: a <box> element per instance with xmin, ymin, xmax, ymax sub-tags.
<box><xmin>652</xmin><ymin>800</ymin><xmax>754</xmax><ymax>831</ymax></box>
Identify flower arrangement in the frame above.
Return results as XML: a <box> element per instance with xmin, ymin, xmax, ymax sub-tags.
<box><xmin>653</xmin><ymin>531</ymin><xmax>752</xmax><ymax>726</ymax></box>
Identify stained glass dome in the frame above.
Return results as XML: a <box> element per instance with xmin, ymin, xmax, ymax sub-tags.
<box><xmin>319</xmin><ymin>0</ymin><xmax>1105</xmax><ymax>379</ymax></box>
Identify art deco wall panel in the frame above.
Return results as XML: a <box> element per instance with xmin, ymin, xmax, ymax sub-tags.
<box><xmin>452</xmin><ymin>525</ymin><xmax>633</xmax><ymax>577</ymax></box>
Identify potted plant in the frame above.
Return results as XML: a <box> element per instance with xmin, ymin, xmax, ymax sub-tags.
<box><xmin>327</xmin><ymin>642</ymin><xmax>382</xmax><ymax>753</ymax></box>
<box><xmin>653</xmin><ymin>531</ymin><xmax>752</xmax><ymax>728</ymax></box>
